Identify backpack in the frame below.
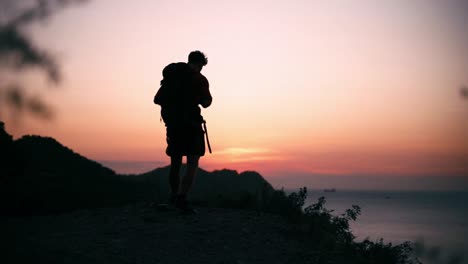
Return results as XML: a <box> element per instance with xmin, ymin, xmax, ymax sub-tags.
<box><xmin>154</xmin><ymin>63</ymin><xmax>201</xmax><ymax>126</ymax></box>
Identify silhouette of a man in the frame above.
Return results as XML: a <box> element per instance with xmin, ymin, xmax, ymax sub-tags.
<box><xmin>154</xmin><ymin>51</ymin><xmax>212</xmax><ymax>213</ymax></box>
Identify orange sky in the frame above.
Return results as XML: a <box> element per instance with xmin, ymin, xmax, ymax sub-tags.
<box><xmin>2</xmin><ymin>0</ymin><xmax>467</xmax><ymax>183</ymax></box>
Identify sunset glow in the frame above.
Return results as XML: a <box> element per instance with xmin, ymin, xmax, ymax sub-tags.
<box><xmin>2</xmin><ymin>0</ymin><xmax>467</xmax><ymax>188</ymax></box>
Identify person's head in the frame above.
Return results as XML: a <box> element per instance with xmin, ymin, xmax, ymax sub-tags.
<box><xmin>188</xmin><ymin>50</ymin><xmax>208</xmax><ymax>72</ymax></box>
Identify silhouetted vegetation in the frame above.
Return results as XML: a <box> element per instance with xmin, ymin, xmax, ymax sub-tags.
<box><xmin>0</xmin><ymin>123</ymin><xmax>424</xmax><ymax>263</ymax></box>
<box><xmin>0</xmin><ymin>0</ymin><xmax>88</xmax><ymax>120</ymax></box>
<box><xmin>461</xmin><ymin>85</ymin><xmax>468</xmax><ymax>99</ymax></box>
<box><xmin>264</xmin><ymin>187</ymin><xmax>419</xmax><ymax>264</ymax></box>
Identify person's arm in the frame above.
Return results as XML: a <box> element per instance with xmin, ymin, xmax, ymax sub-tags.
<box><xmin>199</xmin><ymin>75</ymin><xmax>212</xmax><ymax>108</ymax></box>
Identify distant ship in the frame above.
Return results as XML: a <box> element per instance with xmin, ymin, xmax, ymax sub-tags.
<box><xmin>323</xmin><ymin>188</ymin><xmax>336</xmax><ymax>193</ymax></box>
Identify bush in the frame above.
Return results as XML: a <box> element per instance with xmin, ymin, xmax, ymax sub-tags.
<box><xmin>265</xmin><ymin>187</ymin><xmax>420</xmax><ymax>264</ymax></box>
<box><xmin>265</xmin><ymin>187</ymin><xmax>307</xmax><ymax>222</ymax></box>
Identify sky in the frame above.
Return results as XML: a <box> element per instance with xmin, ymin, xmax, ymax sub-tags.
<box><xmin>2</xmin><ymin>0</ymin><xmax>468</xmax><ymax>190</ymax></box>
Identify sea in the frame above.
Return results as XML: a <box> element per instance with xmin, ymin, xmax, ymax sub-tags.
<box><xmin>299</xmin><ymin>190</ymin><xmax>468</xmax><ymax>263</ymax></box>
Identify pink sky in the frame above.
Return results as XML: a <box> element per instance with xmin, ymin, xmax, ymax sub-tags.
<box><xmin>2</xmin><ymin>0</ymin><xmax>467</xmax><ymax>187</ymax></box>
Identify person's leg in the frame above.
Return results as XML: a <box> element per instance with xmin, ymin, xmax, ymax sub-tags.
<box><xmin>178</xmin><ymin>155</ymin><xmax>200</xmax><ymax>195</ymax></box>
<box><xmin>169</xmin><ymin>155</ymin><xmax>182</xmax><ymax>200</ymax></box>
<box><xmin>174</xmin><ymin>126</ymin><xmax>203</xmax><ymax>213</ymax></box>
<box><xmin>175</xmin><ymin>155</ymin><xmax>199</xmax><ymax>213</ymax></box>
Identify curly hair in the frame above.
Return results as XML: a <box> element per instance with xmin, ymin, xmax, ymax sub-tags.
<box><xmin>188</xmin><ymin>50</ymin><xmax>208</xmax><ymax>66</ymax></box>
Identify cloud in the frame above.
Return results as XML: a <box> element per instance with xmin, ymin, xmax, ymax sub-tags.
<box><xmin>208</xmin><ymin>147</ymin><xmax>290</xmax><ymax>164</ymax></box>
<box><xmin>216</xmin><ymin>147</ymin><xmax>273</xmax><ymax>155</ymax></box>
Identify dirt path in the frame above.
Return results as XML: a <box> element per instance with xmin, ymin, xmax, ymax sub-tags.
<box><xmin>2</xmin><ymin>204</ymin><xmax>311</xmax><ymax>264</ymax></box>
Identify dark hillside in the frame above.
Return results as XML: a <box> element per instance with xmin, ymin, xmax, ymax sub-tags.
<box><xmin>137</xmin><ymin>168</ymin><xmax>274</xmax><ymax>208</ymax></box>
<box><xmin>0</xmin><ymin>122</ymin><xmax>421</xmax><ymax>263</ymax></box>
<box><xmin>1</xmin><ymin>131</ymin><xmax>129</xmax><ymax>215</ymax></box>
<box><xmin>14</xmin><ymin>135</ymin><xmax>115</xmax><ymax>179</ymax></box>
<box><xmin>0</xmin><ymin>123</ymin><xmax>274</xmax><ymax>215</ymax></box>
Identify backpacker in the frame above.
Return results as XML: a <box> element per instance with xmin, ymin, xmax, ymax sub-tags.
<box><xmin>154</xmin><ymin>62</ymin><xmax>201</xmax><ymax>126</ymax></box>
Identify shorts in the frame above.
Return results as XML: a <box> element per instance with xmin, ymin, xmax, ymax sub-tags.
<box><xmin>165</xmin><ymin>124</ymin><xmax>205</xmax><ymax>157</ymax></box>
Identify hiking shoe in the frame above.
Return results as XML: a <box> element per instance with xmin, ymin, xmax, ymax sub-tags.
<box><xmin>175</xmin><ymin>196</ymin><xmax>197</xmax><ymax>214</ymax></box>
<box><xmin>151</xmin><ymin>193</ymin><xmax>177</xmax><ymax>212</ymax></box>
<box><xmin>168</xmin><ymin>193</ymin><xmax>177</xmax><ymax>205</ymax></box>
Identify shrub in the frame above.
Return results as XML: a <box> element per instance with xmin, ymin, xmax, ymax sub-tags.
<box><xmin>265</xmin><ymin>187</ymin><xmax>420</xmax><ymax>264</ymax></box>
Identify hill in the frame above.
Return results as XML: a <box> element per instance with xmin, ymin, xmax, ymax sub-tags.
<box><xmin>0</xmin><ymin>122</ymin><xmax>421</xmax><ymax>264</ymax></box>
<box><xmin>137</xmin><ymin>167</ymin><xmax>273</xmax><ymax>207</ymax></box>
<box><xmin>0</xmin><ymin>122</ymin><xmax>274</xmax><ymax>215</ymax></box>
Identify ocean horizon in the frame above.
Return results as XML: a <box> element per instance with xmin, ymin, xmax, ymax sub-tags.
<box><xmin>294</xmin><ymin>189</ymin><xmax>468</xmax><ymax>263</ymax></box>
<box><xmin>102</xmin><ymin>160</ymin><xmax>468</xmax><ymax>261</ymax></box>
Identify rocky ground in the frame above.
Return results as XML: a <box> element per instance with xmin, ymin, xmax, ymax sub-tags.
<box><xmin>2</xmin><ymin>203</ymin><xmax>313</xmax><ymax>264</ymax></box>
